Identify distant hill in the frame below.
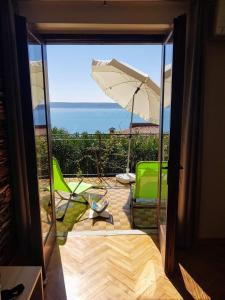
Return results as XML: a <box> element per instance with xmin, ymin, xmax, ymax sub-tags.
<box><xmin>50</xmin><ymin>102</ymin><xmax>121</xmax><ymax>109</ymax></box>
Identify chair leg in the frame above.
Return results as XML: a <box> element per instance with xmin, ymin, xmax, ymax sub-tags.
<box><xmin>131</xmin><ymin>201</ymin><xmax>135</xmax><ymax>229</ymax></box>
<box><xmin>56</xmin><ymin>191</ymin><xmax>88</xmax><ymax>204</ymax></box>
<box><xmin>56</xmin><ymin>195</ymin><xmax>73</xmax><ymax>222</ymax></box>
<box><xmin>129</xmin><ymin>190</ymin><xmax>135</xmax><ymax>228</ymax></box>
<box><xmin>55</xmin><ymin>191</ymin><xmax>70</xmax><ymax>209</ymax></box>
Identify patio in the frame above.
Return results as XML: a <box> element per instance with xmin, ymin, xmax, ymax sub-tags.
<box><xmin>54</xmin><ymin>176</ymin><xmax>157</xmax><ymax>232</ymax></box>
<box><xmin>48</xmin><ymin>132</ymin><xmax>161</xmax><ymax>235</ymax></box>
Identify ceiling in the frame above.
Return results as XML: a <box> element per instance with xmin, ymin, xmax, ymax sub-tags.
<box><xmin>16</xmin><ymin>0</ymin><xmax>189</xmax><ymax>35</ymax></box>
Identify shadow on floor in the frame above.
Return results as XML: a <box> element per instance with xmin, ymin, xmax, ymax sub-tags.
<box><xmin>44</xmin><ymin>245</ymin><xmax>67</xmax><ymax>300</ymax></box>
<box><xmin>169</xmin><ymin>239</ymin><xmax>225</xmax><ymax>300</ymax></box>
<box><xmin>56</xmin><ymin>192</ymin><xmax>104</xmax><ymax>244</ymax></box>
<box><xmin>92</xmin><ymin>214</ymin><xmax>114</xmax><ymax>226</ymax></box>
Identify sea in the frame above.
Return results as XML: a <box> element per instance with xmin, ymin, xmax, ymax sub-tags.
<box><xmin>34</xmin><ymin>102</ymin><xmax>170</xmax><ymax>134</ymax></box>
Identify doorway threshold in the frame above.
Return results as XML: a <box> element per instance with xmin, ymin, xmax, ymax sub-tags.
<box><xmin>63</xmin><ymin>229</ymin><xmax>157</xmax><ymax>237</ymax></box>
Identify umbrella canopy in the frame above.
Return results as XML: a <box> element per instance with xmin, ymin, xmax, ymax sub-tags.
<box><xmin>92</xmin><ymin>59</ymin><xmax>160</xmax><ymax>124</ymax></box>
<box><xmin>164</xmin><ymin>64</ymin><xmax>172</xmax><ymax>107</ymax></box>
<box><xmin>29</xmin><ymin>60</ymin><xmax>45</xmax><ymax>109</ymax></box>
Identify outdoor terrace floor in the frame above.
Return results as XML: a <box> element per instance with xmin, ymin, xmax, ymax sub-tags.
<box><xmin>55</xmin><ymin>176</ymin><xmax>157</xmax><ymax>232</ymax></box>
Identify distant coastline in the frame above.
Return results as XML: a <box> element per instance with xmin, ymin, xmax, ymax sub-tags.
<box><xmin>36</xmin><ymin>101</ymin><xmax>169</xmax><ymax>133</ymax></box>
<box><xmin>50</xmin><ymin>102</ymin><xmax>121</xmax><ymax>109</ymax></box>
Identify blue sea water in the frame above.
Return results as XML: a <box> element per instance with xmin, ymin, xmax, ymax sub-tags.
<box><xmin>50</xmin><ymin>107</ymin><xmax>146</xmax><ymax>134</ymax></box>
<box><xmin>34</xmin><ymin>102</ymin><xmax>170</xmax><ymax>133</ymax></box>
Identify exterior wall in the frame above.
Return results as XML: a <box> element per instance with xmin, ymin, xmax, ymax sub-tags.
<box><xmin>198</xmin><ymin>38</ymin><xmax>225</xmax><ymax>238</ymax></box>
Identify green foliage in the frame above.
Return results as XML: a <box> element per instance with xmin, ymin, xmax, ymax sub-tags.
<box><xmin>35</xmin><ymin>135</ymin><xmax>49</xmax><ymax>177</ymax></box>
<box><xmin>51</xmin><ymin>127</ymin><xmax>162</xmax><ymax>175</ymax></box>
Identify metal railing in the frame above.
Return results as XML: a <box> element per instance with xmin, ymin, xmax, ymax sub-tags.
<box><xmin>51</xmin><ymin>133</ymin><xmax>160</xmax><ymax>177</ymax></box>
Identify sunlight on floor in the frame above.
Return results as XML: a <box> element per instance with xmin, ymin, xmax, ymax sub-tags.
<box><xmin>57</xmin><ymin>234</ymin><xmax>182</xmax><ymax>300</ymax></box>
<box><xmin>179</xmin><ymin>263</ymin><xmax>210</xmax><ymax>300</ymax></box>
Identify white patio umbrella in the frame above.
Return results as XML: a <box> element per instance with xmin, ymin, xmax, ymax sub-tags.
<box><xmin>29</xmin><ymin>60</ymin><xmax>44</xmax><ymax>109</ymax></box>
<box><xmin>164</xmin><ymin>64</ymin><xmax>172</xmax><ymax>107</ymax></box>
<box><xmin>91</xmin><ymin>59</ymin><xmax>160</xmax><ymax>183</ymax></box>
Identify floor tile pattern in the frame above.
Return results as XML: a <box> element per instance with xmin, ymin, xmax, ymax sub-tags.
<box><xmin>57</xmin><ymin>177</ymin><xmax>158</xmax><ymax>231</ymax></box>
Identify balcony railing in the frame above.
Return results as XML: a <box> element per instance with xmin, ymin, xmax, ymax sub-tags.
<box><xmin>51</xmin><ymin>133</ymin><xmax>161</xmax><ymax>177</ymax></box>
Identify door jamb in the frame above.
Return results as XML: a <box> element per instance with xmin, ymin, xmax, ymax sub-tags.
<box><xmin>32</xmin><ymin>30</ymin><xmax>185</xmax><ymax>275</ymax></box>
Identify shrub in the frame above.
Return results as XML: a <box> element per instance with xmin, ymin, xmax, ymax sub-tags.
<box><xmin>51</xmin><ymin>127</ymin><xmax>163</xmax><ymax>176</ymax></box>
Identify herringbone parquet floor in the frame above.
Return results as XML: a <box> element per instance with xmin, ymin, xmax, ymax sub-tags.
<box><xmin>58</xmin><ymin>234</ymin><xmax>182</xmax><ymax>300</ymax></box>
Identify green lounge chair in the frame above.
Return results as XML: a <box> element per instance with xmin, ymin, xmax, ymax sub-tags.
<box><xmin>130</xmin><ymin>161</ymin><xmax>159</xmax><ymax>229</ymax></box>
<box><xmin>53</xmin><ymin>157</ymin><xmax>93</xmax><ymax>198</ymax></box>
<box><xmin>52</xmin><ymin>157</ymin><xmax>109</xmax><ymax>221</ymax></box>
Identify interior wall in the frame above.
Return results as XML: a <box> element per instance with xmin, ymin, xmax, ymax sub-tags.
<box><xmin>198</xmin><ymin>36</ymin><xmax>225</xmax><ymax>238</ymax></box>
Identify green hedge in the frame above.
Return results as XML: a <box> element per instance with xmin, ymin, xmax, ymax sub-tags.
<box><xmin>51</xmin><ymin>127</ymin><xmax>163</xmax><ymax>176</ymax></box>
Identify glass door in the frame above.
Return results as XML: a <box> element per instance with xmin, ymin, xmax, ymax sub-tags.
<box><xmin>28</xmin><ymin>32</ymin><xmax>56</xmax><ymax>261</ymax></box>
<box><xmin>159</xmin><ymin>35</ymin><xmax>173</xmax><ymax>267</ymax></box>
<box><xmin>15</xmin><ymin>15</ymin><xmax>55</xmax><ymax>273</ymax></box>
<box><xmin>158</xmin><ymin>15</ymin><xmax>186</xmax><ymax>274</ymax></box>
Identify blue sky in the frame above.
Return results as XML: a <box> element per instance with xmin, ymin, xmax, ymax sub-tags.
<box><xmin>46</xmin><ymin>45</ymin><xmax>162</xmax><ymax>102</ymax></box>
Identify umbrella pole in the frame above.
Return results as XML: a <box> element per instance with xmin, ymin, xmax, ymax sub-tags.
<box><xmin>126</xmin><ymin>94</ymin><xmax>134</xmax><ymax>174</ymax></box>
<box><xmin>126</xmin><ymin>86</ymin><xmax>141</xmax><ymax>174</ymax></box>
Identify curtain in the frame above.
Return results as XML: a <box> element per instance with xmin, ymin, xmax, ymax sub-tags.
<box><xmin>176</xmin><ymin>0</ymin><xmax>205</xmax><ymax>247</ymax></box>
<box><xmin>0</xmin><ymin>0</ymin><xmax>31</xmax><ymax>263</ymax></box>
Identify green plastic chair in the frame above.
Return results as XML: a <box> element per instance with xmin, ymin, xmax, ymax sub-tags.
<box><xmin>52</xmin><ymin>157</ymin><xmax>93</xmax><ymax>221</ymax></box>
<box><xmin>52</xmin><ymin>157</ymin><xmax>109</xmax><ymax>221</ymax></box>
<box><xmin>53</xmin><ymin>157</ymin><xmax>93</xmax><ymax>196</ymax></box>
<box><xmin>131</xmin><ymin>161</ymin><xmax>160</xmax><ymax>229</ymax></box>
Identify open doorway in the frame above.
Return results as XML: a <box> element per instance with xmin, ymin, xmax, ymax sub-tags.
<box><xmin>7</xmin><ymin>9</ymin><xmax>188</xmax><ymax>297</ymax></box>
<box><xmin>45</xmin><ymin>44</ymin><xmax>163</xmax><ymax>239</ymax></box>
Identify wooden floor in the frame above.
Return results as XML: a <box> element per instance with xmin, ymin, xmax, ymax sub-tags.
<box><xmin>45</xmin><ymin>234</ymin><xmax>182</xmax><ymax>300</ymax></box>
<box><xmin>173</xmin><ymin>239</ymin><xmax>225</xmax><ymax>300</ymax></box>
